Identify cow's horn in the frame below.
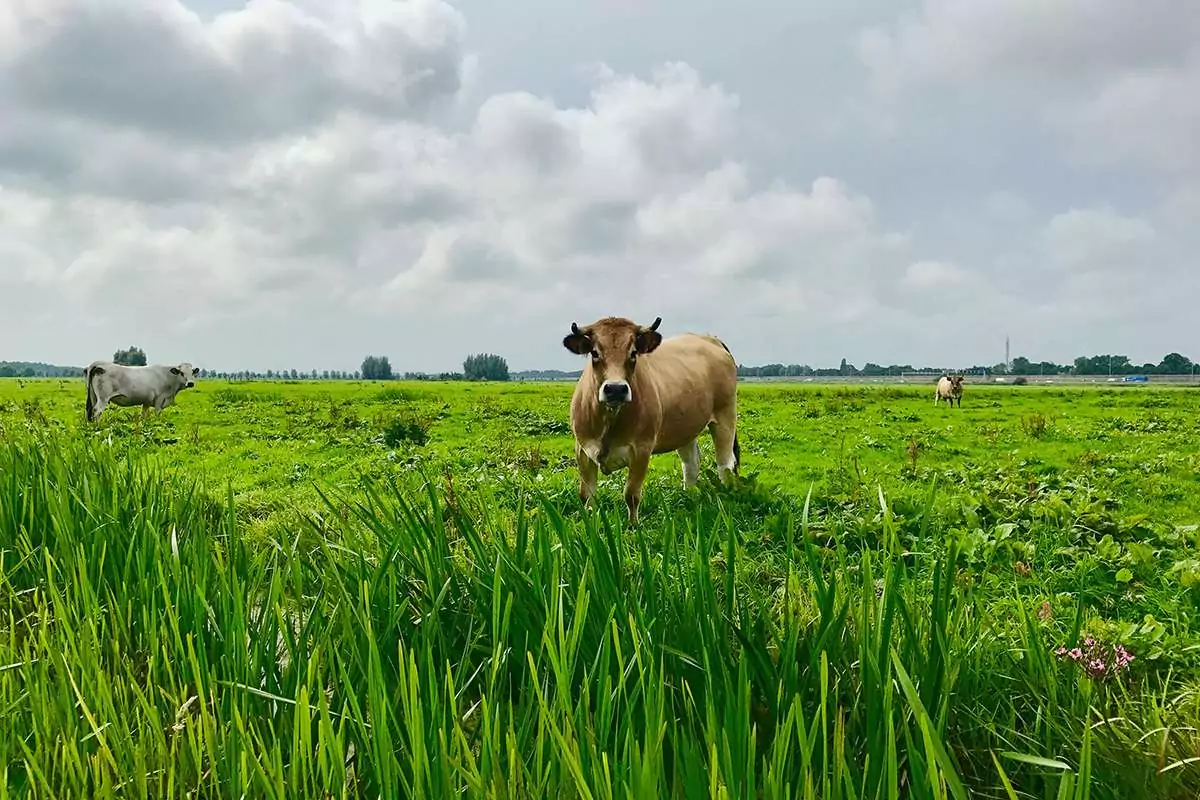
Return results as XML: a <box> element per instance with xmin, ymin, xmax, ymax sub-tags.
<box><xmin>648</xmin><ymin>317</ymin><xmax>662</xmax><ymax>331</ymax></box>
<box><xmin>571</xmin><ymin>322</ymin><xmax>580</xmax><ymax>334</ymax></box>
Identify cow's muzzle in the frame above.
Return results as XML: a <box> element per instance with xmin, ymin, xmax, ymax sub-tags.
<box><xmin>186</xmin><ymin>382</ymin><xmax>195</xmax><ymax>388</ymax></box>
<box><xmin>599</xmin><ymin>380</ymin><xmax>632</xmax><ymax>406</ymax></box>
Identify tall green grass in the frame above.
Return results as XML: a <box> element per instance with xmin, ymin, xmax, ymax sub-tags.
<box><xmin>1</xmin><ymin>432</ymin><xmax>1197</xmax><ymax>798</ymax></box>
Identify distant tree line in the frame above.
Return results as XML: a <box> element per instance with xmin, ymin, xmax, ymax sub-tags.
<box><xmin>736</xmin><ymin>352</ymin><xmax>1196</xmax><ymax>378</ymax></box>
<box><xmin>5</xmin><ymin>349</ymin><xmax>1196</xmax><ymax>382</ymax></box>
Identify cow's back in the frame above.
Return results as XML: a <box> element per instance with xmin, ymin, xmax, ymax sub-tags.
<box><xmin>648</xmin><ymin>334</ymin><xmax>735</xmax><ymax>397</ymax></box>
<box><xmin>639</xmin><ymin>333</ymin><xmax>737</xmax><ymax>452</ymax></box>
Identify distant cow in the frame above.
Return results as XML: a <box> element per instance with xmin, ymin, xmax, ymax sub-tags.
<box><xmin>84</xmin><ymin>361</ymin><xmax>200</xmax><ymax>422</ymax></box>
<box><xmin>562</xmin><ymin>315</ymin><xmax>740</xmax><ymax>526</ymax></box>
<box><xmin>934</xmin><ymin>374</ymin><xmax>965</xmax><ymax>407</ymax></box>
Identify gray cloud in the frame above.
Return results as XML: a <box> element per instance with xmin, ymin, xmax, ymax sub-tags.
<box><xmin>1</xmin><ymin>0</ymin><xmax>466</xmax><ymax>143</ymax></box>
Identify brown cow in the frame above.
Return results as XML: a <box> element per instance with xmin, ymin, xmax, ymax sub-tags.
<box><xmin>562</xmin><ymin>315</ymin><xmax>740</xmax><ymax>526</ymax></box>
<box><xmin>934</xmin><ymin>374</ymin><xmax>964</xmax><ymax>407</ymax></box>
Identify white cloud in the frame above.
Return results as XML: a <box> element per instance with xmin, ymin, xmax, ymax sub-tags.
<box><xmin>0</xmin><ymin>0</ymin><xmax>1196</xmax><ymax>370</ymax></box>
<box><xmin>902</xmin><ymin>260</ymin><xmax>972</xmax><ymax>290</ymax></box>
<box><xmin>858</xmin><ymin>0</ymin><xmax>1197</xmax><ymax>94</ymax></box>
<box><xmin>1041</xmin><ymin>208</ymin><xmax>1157</xmax><ymax>272</ymax></box>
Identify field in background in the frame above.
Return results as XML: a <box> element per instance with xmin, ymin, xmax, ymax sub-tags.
<box><xmin>2</xmin><ymin>378</ymin><xmax>1199</xmax><ymax>797</ymax></box>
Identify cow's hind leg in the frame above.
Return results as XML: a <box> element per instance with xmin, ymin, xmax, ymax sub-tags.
<box><xmin>677</xmin><ymin>439</ymin><xmax>701</xmax><ymax>488</ymax></box>
<box><xmin>708</xmin><ymin>414</ymin><xmax>739</xmax><ymax>483</ymax></box>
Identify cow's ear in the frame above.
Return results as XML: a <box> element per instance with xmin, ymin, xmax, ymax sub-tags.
<box><xmin>563</xmin><ymin>322</ymin><xmax>591</xmax><ymax>355</ymax></box>
<box><xmin>170</xmin><ymin>367</ymin><xmax>182</xmax><ymax>376</ymax></box>
<box><xmin>635</xmin><ymin>317</ymin><xmax>663</xmax><ymax>354</ymax></box>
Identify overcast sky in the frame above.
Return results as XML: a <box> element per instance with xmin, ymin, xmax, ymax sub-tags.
<box><xmin>2</xmin><ymin>0</ymin><xmax>1197</xmax><ymax>373</ymax></box>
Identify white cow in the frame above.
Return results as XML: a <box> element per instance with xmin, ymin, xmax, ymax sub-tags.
<box><xmin>934</xmin><ymin>374</ymin><xmax>964</xmax><ymax>408</ymax></box>
<box><xmin>84</xmin><ymin>361</ymin><xmax>201</xmax><ymax>422</ymax></box>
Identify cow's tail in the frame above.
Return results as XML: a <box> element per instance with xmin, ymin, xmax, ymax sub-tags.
<box><xmin>716</xmin><ymin>337</ymin><xmax>741</xmax><ymax>474</ymax></box>
<box><xmin>85</xmin><ymin>365</ymin><xmax>103</xmax><ymax>423</ymax></box>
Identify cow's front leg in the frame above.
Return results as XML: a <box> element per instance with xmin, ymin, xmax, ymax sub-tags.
<box><xmin>576</xmin><ymin>443</ymin><xmax>599</xmax><ymax>508</ymax></box>
<box><xmin>624</xmin><ymin>450</ymin><xmax>651</xmax><ymax>527</ymax></box>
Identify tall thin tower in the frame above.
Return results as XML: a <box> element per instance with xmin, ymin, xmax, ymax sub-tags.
<box><xmin>1005</xmin><ymin>335</ymin><xmax>1011</xmax><ymax>372</ymax></box>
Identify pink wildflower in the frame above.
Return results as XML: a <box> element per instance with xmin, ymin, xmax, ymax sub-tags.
<box><xmin>1053</xmin><ymin>636</ymin><xmax>1135</xmax><ymax>680</ymax></box>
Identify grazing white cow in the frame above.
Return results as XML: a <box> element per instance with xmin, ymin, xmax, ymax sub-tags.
<box><xmin>562</xmin><ymin>315</ymin><xmax>740</xmax><ymax>526</ymax></box>
<box><xmin>84</xmin><ymin>361</ymin><xmax>200</xmax><ymax>422</ymax></box>
<box><xmin>934</xmin><ymin>374</ymin><xmax>965</xmax><ymax>408</ymax></box>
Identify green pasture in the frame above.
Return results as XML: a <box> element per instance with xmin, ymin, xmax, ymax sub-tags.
<box><xmin>1</xmin><ymin>377</ymin><xmax>1199</xmax><ymax>798</ymax></box>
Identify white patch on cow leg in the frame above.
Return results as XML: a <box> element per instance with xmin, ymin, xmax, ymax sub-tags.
<box><xmin>677</xmin><ymin>440</ymin><xmax>700</xmax><ymax>488</ymax></box>
<box><xmin>708</xmin><ymin>420</ymin><xmax>738</xmax><ymax>484</ymax></box>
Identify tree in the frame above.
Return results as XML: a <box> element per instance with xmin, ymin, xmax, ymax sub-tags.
<box><xmin>1158</xmin><ymin>352</ymin><xmax>1193</xmax><ymax>375</ymax></box>
<box><xmin>463</xmin><ymin>353</ymin><xmax>510</xmax><ymax>381</ymax></box>
<box><xmin>1010</xmin><ymin>356</ymin><xmax>1033</xmax><ymax>374</ymax></box>
<box><xmin>113</xmin><ymin>346</ymin><xmax>147</xmax><ymax>366</ymax></box>
<box><xmin>361</xmin><ymin>356</ymin><xmax>394</xmax><ymax>381</ymax></box>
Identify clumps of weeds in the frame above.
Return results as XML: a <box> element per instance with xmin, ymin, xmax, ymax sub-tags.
<box><xmin>22</xmin><ymin>398</ymin><xmax>49</xmax><ymax>426</ymax></box>
<box><xmin>1077</xmin><ymin>450</ymin><xmax>1109</xmax><ymax>469</ymax></box>
<box><xmin>211</xmin><ymin>388</ymin><xmax>281</xmax><ymax>406</ymax></box>
<box><xmin>976</xmin><ymin>423</ymin><xmax>1003</xmax><ymax>446</ymax></box>
<box><xmin>499</xmin><ymin>442</ymin><xmax>561</xmax><ymax>476</ymax></box>
<box><xmin>381</xmin><ymin>414</ymin><xmax>430</xmax><ymax>447</ymax></box>
<box><xmin>876</xmin><ymin>386</ymin><xmax>915</xmax><ymax>401</ymax></box>
<box><xmin>900</xmin><ymin>433</ymin><xmax>924</xmax><ymax>477</ymax></box>
<box><xmin>823</xmin><ymin>396</ymin><xmax>865</xmax><ymax>416</ymax></box>
<box><xmin>374</xmin><ymin>386</ymin><xmax>418</xmax><ymax>403</ymax></box>
<box><xmin>501</xmin><ymin>408</ymin><xmax>571</xmax><ymax>437</ymax></box>
<box><xmin>1102</xmin><ymin>415</ymin><xmax>1178</xmax><ymax>434</ymax></box>
<box><xmin>1021</xmin><ymin>411</ymin><xmax>1052</xmax><ymax>439</ymax></box>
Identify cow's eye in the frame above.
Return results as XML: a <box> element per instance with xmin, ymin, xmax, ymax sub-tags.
<box><xmin>590</xmin><ymin>349</ymin><xmax>601</xmax><ymax>360</ymax></box>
